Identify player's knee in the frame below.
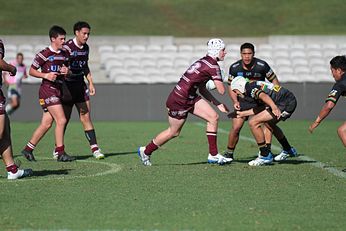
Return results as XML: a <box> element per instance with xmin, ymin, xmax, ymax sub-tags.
<box><xmin>80</xmin><ymin>113</ymin><xmax>91</xmax><ymax>124</ymax></box>
<box><xmin>208</xmin><ymin>113</ymin><xmax>219</xmax><ymax>124</ymax></box>
<box><xmin>56</xmin><ymin>117</ymin><xmax>67</xmax><ymax>127</ymax></box>
<box><xmin>248</xmin><ymin>119</ymin><xmax>259</xmax><ymax>129</ymax></box>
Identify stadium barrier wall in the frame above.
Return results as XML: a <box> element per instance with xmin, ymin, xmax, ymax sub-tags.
<box><xmin>7</xmin><ymin>82</ymin><xmax>346</xmax><ymax>122</ymax></box>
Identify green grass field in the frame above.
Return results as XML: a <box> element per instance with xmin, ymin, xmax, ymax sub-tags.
<box><xmin>0</xmin><ymin>120</ymin><xmax>345</xmax><ymax>230</ymax></box>
<box><xmin>1</xmin><ymin>0</ymin><xmax>346</xmax><ymax>36</ymax></box>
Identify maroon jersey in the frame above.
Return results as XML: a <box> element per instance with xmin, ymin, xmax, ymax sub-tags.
<box><xmin>63</xmin><ymin>38</ymin><xmax>90</xmax><ymax>82</ymax></box>
<box><xmin>173</xmin><ymin>55</ymin><xmax>222</xmax><ymax>99</ymax></box>
<box><xmin>0</xmin><ymin>39</ymin><xmax>5</xmax><ymax>86</ymax></box>
<box><xmin>31</xmin><ymin>46</ymin><xmax>70</xmax><ymax>86</ymax></box>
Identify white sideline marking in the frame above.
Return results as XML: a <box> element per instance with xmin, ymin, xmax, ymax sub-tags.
<box><xmin>0</xmin><ymin>159</ymin><xmax>121</xmax><ymax>183</ymax></box>
<box><xmin>195</xmin><ymin>122</ymin><xmax>346</xmax><ymax>179</ymax></box>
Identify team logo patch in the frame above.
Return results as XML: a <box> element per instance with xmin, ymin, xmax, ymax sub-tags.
<box><xmin>48</xmin><ymin>56</ymin><xmax>55</xmax><ymax>62</ymax></box>
<box><xmin>39</xmin><ymin>99</ymin><xmax>45</xmax><ymax>105</ymax></box>
<box><xmin>329</xmin><ymin>89</ymin><xmax>337</xmax><ymax>97</ymax></box>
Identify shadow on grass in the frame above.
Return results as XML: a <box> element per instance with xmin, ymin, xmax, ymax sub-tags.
<box><xmin>33</xmin><ymin>169</ymin><xmax>72</xmax><ymax>176</ymax></box>
<box><xmin>75</xmin><ymin>151</ymin><xmax>137</xmax><ymax>160</ymax></box>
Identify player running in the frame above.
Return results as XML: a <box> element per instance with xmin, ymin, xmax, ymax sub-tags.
<box><xmin>0</xmin><ymin>39</ymin><xmax>33</xmax><ymax>179</ymax></box>
<box><xmin>138</xmin><ymin>38</ymin><xmax>232</xmax><ymax>166</ymax></box>
<box><xmin>224</xmin><ymin>43</ymin><xmax>280</xmax><ymax>160</ymax></box>
<box><xmin>309</xmin><ymin>56</ymin><xmax>346</xmax><ymax>163</ymax></box>
<box><xmin>21</xmin><ymin>25</ymin><xmax>76</xmax><ymax>162</ymax></box>
<box><xmin>2</xmin><ymin>52</ymin><xmax>27</xmax><ymax>115</ymax></box>
<box><xmin>230</xmin><ymin>76</ymin><xmax>298</xmax><ymax>166</ymax></box>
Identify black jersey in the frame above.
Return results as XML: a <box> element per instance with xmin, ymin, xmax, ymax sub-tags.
<box><xmin>228</xmin><ymin>57</ymin><xmax>276</xmax><ymax>84</ymax></box>
<box><xmin>326</xmin><ymin>73</ymin><xmax>346</xmax><ymax>104</ymax></box>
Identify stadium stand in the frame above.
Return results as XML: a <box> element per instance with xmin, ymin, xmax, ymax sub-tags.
<box><xmin>3</xmin><ymin>36</ymin><xmax>346</xmax><ymax>84</ymax></box>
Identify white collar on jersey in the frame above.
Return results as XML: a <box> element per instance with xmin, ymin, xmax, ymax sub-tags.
<box><xmin>48</xmin><ymin>46</ymin><xmax>61</xmax><ymax>54</ymax></box>
<box><xmin>73</xmin><ymin>38</ymin><xmax>84</xmax><ymax>49</ymax></box>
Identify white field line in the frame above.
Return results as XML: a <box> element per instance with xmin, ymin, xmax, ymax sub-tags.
<box><xmin>0</xmin><ymin>159</ymin><xmax>122</xmax><ymax>183</ymax></box>
<box><xmin>195</xmin><ymin>122</ymin><xmax>346</xmax><ymax>179</ymax></box>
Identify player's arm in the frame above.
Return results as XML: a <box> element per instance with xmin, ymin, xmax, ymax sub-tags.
<box><xmin>199</xmin><ymin>84</ymin><xmax>229</xmax><ymax>113</ymax></box>
<box><xmin>257</xmin><ymin>91</ymin><xmax>281</xmax><ymax>120</ymax></box>
<box><xmin>309</xmin><ymin>101</ymin><xmax>335</xmax><ymax>133</ymax></box>
<box><xmin>85</xmin><ymin>72</ymin><xmax>96</xmax><ymax>96</ymax></box>
<box><xmin>0</xmin><ymin>59</ymin><xmax>16</xmax><ymax>76</ymax></box>
<box><xmin>29</xmin><ymin>67</ymin><xmax>58</xmax><ymax>82</ymax></box>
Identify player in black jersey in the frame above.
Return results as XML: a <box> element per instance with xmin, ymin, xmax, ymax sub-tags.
<box><xmin>309</xmin><ymin>56</ymin><xmax>346</xmax><ymax>160</ymax></box>
<box><xmin>230</xmin><ymin>76</ymin><xmax>297</xmax><ymax>166</ymax></box>
<box><xmin>225</xmin><ymin>43</ymin><xmax>280</xmax><ymax>159</ymax></box>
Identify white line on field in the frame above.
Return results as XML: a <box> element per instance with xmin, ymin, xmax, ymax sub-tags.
<box><xmin>195</xmin><ymin>122</ymin><xmax>346</xmax><ymax>179</ymax></box>
<box><xmin>0</xmin><ymin>159</ymin><xmax>121</xmax><ymax>183</ymax></box>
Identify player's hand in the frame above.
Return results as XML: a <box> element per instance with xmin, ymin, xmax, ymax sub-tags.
<box><xmin>89</xmin><ymin>82</ymin><xmax>95</xmax><ymax>96</ymax></box>
<box><xmin>45</xmin><ymin>72</ymin><xmax>59</xmax><ymax>81</ymax></box>
<box><xmin>9</xmin><ymin>66</ymin><xmax>17</xmax><ymax>76</ymax></box>
<box><xmin>217</xmin><ymin>103</ymin><xmax>229</xmax><ymax>113</ymax></box>
<box><xmin>60</xmin><ymin>65</ymin><xmax>69</xmax><ymax>75</ymax></box>
<box><xmin>308</xmin><ymin>122</ymin><xmax>319</xmax><ymax>133</ymax></box>
<box><xmin>272</xmin><ymin>106</ymin><xmax>281</xmax><ymax>120</ymax></box>
<box><xmin>233</xmin><ymin>101</ymin><xmax>240</xmax><ymax>110</ymax></box>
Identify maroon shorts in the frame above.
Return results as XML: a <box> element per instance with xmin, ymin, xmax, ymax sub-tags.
<box><xmin>63</xmin><ymin>81</ymin><xmax>90</xmax><ymax>105</ymax></box>
<box><xmin>39</xmin><ymin>83</ymin><xmax>62</xmax><ymax>111</ymax></box>
<box><xmin>0</xmin><ymin>89</ymin><xmax>6</xmax><ymax>115</ymax></box>
<box><xmin>166</xmin><ymin>91</ymin><xmax>202</xmax><ymax>120</ymax></box>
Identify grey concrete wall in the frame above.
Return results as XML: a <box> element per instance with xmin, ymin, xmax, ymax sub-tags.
<box><xmin>6</xmin><ymin>82</ymin><xmax>346</xmax><ymax>122</ymax></box>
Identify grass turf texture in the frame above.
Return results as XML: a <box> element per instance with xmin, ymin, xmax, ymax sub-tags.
<box><xmin>0</xmin><ymin>120</ymin><xmax>346</xmax><ymax>230</ymax></box>
<box><xmin>1</xmin><ymin>0</ymin><xmax>346</xmax><ymax>36</ymax></box>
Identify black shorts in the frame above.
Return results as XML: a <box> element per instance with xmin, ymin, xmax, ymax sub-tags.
<box><xmin>268</xmin><ymin>92</ymin><xmax>297</xmax><ymax>121</ymax></box>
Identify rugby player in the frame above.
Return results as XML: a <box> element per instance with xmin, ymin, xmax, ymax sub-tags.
<box><xmin>21</xmin><ymin>25</ymin><xmax>76</xmax><ymax>162</ymax></box>
<box><xmin>2</xmin><ymin>53</ymin><xmax>28</xmax><ymax>115</ymax></box>
<box><xmin>138</xmin><ymin>38</ymin><xmax>232</xmax><ymax>166</ymax></box>
<box><xmin>225</xmin><ymin>43</ymin><xmax>280</xmax><ymax>160</ymax></box>
<box><xmin>230</xmin><ymin>76</ymin><xmax>298</xmax><ymax>166</ymax></box>
<box><xmin>309</xmin><ymin>56</ymin><xmax>346</xmax><ymax>154</ymax></box>
<box><xmin>0</xmin><ymin>39</ymin><xmax>33</xmax><ymax>179</ymax></box>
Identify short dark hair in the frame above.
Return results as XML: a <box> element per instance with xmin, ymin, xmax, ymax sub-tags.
<box><xmin>73</xmin><ymin>21</ymin><xmax>91</xmax><ymax>34</ymax></box>
<box><xmin>16</xmin><ymin>52</ymin><xmax>23</xmax><ymax>58</ymax></box>
<box><xmin>240</xmin><ymin>43</ymin><xmax>255</xmax><ymax>53</ymax></box>
<box><xmin>330</xmin><ymin>55</ymin><xmax>346</xmax><ymax>72</ymax></box>
<box><xmin>49</xmin><ymin>25</ymin><xmax>66</xmax><ymax>40</ymax></box>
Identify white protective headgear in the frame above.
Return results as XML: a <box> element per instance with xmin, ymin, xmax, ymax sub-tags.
<box><xmin>207</xmin><ymin>38</ymin><xmax>225</xmax><ymax>59</ymax></box>
<box><xmin>230</xmin><ymin>76</ymin><xmax>248</xmax><ymax>93</ymax></box>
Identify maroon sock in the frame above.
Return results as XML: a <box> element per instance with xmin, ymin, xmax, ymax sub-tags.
<box><xmin>6</xmin><ymin>164</ymin><xmax>18</xmax><ymax>174</ymax></box>
<box><xmin>24</xmin><ymin>142</ymin><xmax>36</xmax><ymax>152</ymax></box>
<box><xmin>91</xmin><ymin>144</ymin><xmax>99</xmax><ymax>153</ymax></box>
<box><xmin>207</xmin><ymin>131</ymin><xmax>218</xmax><ymax>155</ymax></box>
<box><xmin>55</xmin><ymin>145</ymin><xmax>65</xmax><ymax>156</ymax></box>
<box><xmin>144</xmin><ymin>140</ymin><xmax>158</xmax><ymax>155</ymax></box>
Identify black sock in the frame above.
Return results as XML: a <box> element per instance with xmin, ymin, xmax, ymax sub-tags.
<box><xmin>266</xmin><ymin>143</ymin><xmax>271</xmax><ymax>152</ymax></box>
<box><xmin>258</xmin><ymin>142</ymin><xmax>270</xmax><ymax>157</ymax></box>
<box><xmin>85</xmin><ymin>129</ymin><xmax>97</xmax><ymax>146</ymax></box>
<box><xmin>278</xmin><ymin>136</ymin><xmax>291</xmax><ymax>151</ymax></box>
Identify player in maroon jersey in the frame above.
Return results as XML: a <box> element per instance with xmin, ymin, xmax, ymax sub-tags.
<box><xmin>138</xmin><ymin>38</ymin><xmax>232</xmax><ymax>166</ymax></box>
<box><xmin>21</xmin><ymin>25</ymin><xmax>76</xmax><ymax>162</ymax></box>
<box><xmin>0</xmin><ymin>39</ymin><xmax>33</xmax><ymax>179</ymax></box>
<box><xmin>62</xmin><ymin>21</ymin><xmax>104</xmax><ymax>159</ymax></box>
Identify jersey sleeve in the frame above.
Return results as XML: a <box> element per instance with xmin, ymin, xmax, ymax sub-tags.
<box><xmin>263</xmin><ymin>62</ymin><xmax>277</xmax><ymax>82</ymax></box>
<box><xmin>208</xmin><ymin>64</ymin><xmax>222</xmax><ymax>82</ymax></box>
<box><xmin>227</xmin><ymin>65</ymin><xmax>238</xmax><ymax>85</ymax></box>
<box><xmin>325</xmin><ymin>82</ymin><xmax>346</xmax><ymax>104</ymax></box>
<box><xmin>31</xmin><ymin>51</ymin><xmax>46</xmax><ymax>70</ymax></box>
<box><xmin>247</xmin><ymin>84</ymin><xmax>264</xmax><ymax>100</ymax></box>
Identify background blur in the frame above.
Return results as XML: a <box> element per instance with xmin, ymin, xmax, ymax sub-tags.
<box><xmin>1</xmin><ymin>0</ymin><xmax>346</xmax><ymax>121</ymax></box>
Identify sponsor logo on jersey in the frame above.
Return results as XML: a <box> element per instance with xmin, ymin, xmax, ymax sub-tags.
<box><xmin>257</xmin><ymin>61</ymin><xmax>265</xmax><ymax>66</ymax></box>
<box><xmin>237</xmin><ymin>72</ymin><xmax>244</xmax><ymax>76</ymax></box>
<box><xmin>45</xmin><ymin>96</ymin><xmax>59</xmax><ymax>104</ymax></box>
<box><xmin>39</xmin><ymin>99</ymin><xmax>45</xmax><ymax>105</ymax></box>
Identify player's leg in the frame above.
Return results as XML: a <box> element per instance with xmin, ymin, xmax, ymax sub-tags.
<box><xmin>21</xmin><ymin>111</ymin><xmax>53</xmax><ymax>161</ymax></box>
<box><xmin>138</xmin><ymin>115</ymin><xmax>186</xmax><ymax>166</ymax></box>
<box><xmin>263</xmin><ymin>125</ymin><xmax>273</xmax><ymax>152</ymax></box>
<box><xmin>225</xmin><ymin>117</ymin><xmax>246</xmax><ymax>159</ymax></box>
<box><xmin>247</xmin><ymin>110</ymin><xmax>274</xmax><ymax>166</ymax></box>
<box><xmin>75</xmin><ymin>100</ymin><xmax>104</xmax><ymax>159</ymax></box>
<box><xmin>265</xmin><ymin>121</ymin><xmax>298</xmax><ymax>161</ymax></box>
<box><xmin>47</xmin><ymin>104</ymin><xmax>75</xmax><ymax>162</ymax></box>
<box><xmin>0</xmin><ymin>114</ymin><xmax>33</xmax><ymax>179</ymax></box>
<box><xmin>337</xmin><ymin>122</ymin><xmax>346</xmax><ymax>147</ymax></box>
<box><xmin>192</xmin><ymin>99</ymin><xmax>232</xmax><ymax>164</ymax></box>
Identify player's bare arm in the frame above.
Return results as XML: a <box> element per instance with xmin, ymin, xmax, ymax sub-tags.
<box><xmin>0</xmin><ymin>59</ymin><xmax>16</xmax><ymax>76</ymax></box>
<box><xmin>258</xmin><ymin>92</ymin><xmax>281</xmax><ymax>120</ymax></box>
<box><xmin>214</xmin><ymin>80</ymin><xmax>225</xmax><ymax>95</ymax></box>
<box><xmin>29</xmin><ymin>67</ymin><xmax>58</xmax><ymax>81</ymax></box>
<box><xmin>199</xmin><ymin>84</ymin><xmax>228</xmax><ymax>113</ymax></box>
<box><xmin>86</xmin><ymin>72</ymin><xmax>95</xmax><ymax>95</ymax></box>
<box><xmin>228</xmin><ymin>85</ymin><xmax>240</xmax><ymax>110</ymax></box>
<box><xmin>309</xmin><ymin>101</ymin><xmax>335</xmax><ymax>133</ymax></box>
